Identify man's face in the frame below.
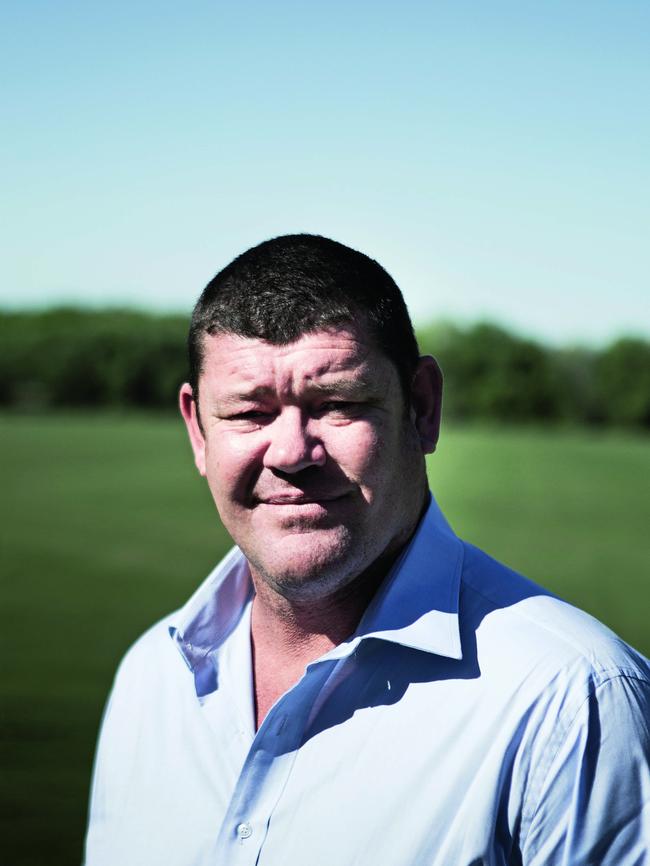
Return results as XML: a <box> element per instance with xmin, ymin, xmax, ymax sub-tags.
<box><xmin>180</xmin><ymin>325</ymin><xmax>435</xmax><ymax>602</ymax></box>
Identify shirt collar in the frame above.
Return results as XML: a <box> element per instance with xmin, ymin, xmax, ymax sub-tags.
<box><xmin>169</xmin><ymin>546</ymin><xmax>254</xmax><ymax>695</ymax></box>
<box><xmin>170</xmin><ymin>493</ymin><xmax>464</xmax><ymax>695</ymax></box>
<box><xmin>322</xmin><ymin>493</ymin><xmax>464</xmax><ymax>663</ymax></box>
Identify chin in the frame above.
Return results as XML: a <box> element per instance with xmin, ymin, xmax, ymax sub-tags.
<box><xmin>248</xmin><ymin>530</ymin><xmax>363</xmax><ymax>600</ymax></box>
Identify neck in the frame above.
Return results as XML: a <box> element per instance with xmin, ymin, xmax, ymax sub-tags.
<box><xmin>251</xmin><ymin>571</ymin><xmax>377</xmax><ymax>658</ymax></box>
<box><xmin>249</xmin><ymin>547</ymin><xmax>402</xmax><ymax>728</ymax></box>
<box><xmin>249</xmin><ymin>486</ymin><xmax>430</xmax><ymax>727</ymax></box>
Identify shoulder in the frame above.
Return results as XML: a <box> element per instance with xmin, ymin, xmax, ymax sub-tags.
<box><xmin>458</xmin><ymin>540</ymin><xmax>650</xmax><ymax>693</ymax></box>
<box><xmin>107</xmin><ymin>544</ymin><xmax>249</xmax><ymax>703</ymax></box>
<box><xmin>454</xmin><ymin>543</ymin><xmax>650</xmax><ymax>859</ymax></box>
<box><xmin>98</xmin><ymin>611</ymin><xmax>193</xmax><ymax>746</ymax></box>
<box><xmin>111</xmin><ymin>612</ymin><xmax>184</xmax><ymax>693</ymax></box>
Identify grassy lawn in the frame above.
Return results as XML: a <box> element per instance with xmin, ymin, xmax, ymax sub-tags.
<box><xmin>2</xmin><ymin>413</ymin><xmax>648</xmax><ymax>866</ymax></box>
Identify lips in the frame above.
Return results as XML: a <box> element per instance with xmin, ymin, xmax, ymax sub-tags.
<box><xmin>251</xmin><ymin>469</ymin><xmax>354</xmax><ymax>510</ymax></box>
<box><xmin>253</xmin><ymin>493</ymin><xmax>349</xmax><ymax>526</ymax></box>
<box><xmin>258</xmin><ymin>492</ymin><xmax>347</xmax><ymax>505</ymax></box>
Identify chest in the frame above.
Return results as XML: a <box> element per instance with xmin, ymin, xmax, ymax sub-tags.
<box><xmin>110</xmin><ymin>650</ymin><xmax>534</xmax><ymax>866</ymax></box>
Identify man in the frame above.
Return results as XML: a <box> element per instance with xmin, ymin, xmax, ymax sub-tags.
<box><xmin>85</xmin><ymin>234</ymin><xmax>650</xmax><ymax>865</ymax></box>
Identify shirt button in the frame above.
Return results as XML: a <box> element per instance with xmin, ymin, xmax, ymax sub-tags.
<box><xmin>237</xmin><ymin>822</ymin><xmax>253</xmax><ymax>840</ymax></box>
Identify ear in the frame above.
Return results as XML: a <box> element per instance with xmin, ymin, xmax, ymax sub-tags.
<box><xmin>409</xmin><ymin>356</ymin><xmax>443</xmax><ymax>454</ymax></box>
<box><xmin>179</xmin><ymin>383</ymin><xmax>207</xmax><ymax>476</ymax></box>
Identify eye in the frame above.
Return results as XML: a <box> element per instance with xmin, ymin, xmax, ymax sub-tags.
<box><xmin>315</xmin><ymin>400</ymin><xmax>360</xmax><ymax>416</ymax></box>
<box><xmin>227</xmin><ymin>409</ymin><xmax>274</xmax><ymax>424</ymax></box>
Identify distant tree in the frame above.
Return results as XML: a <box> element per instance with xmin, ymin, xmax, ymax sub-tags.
<box><xmin>0</xmin><ymin>308</ymin><xmax>188</xmax><ymax>410</ymax></box>
<box><xmin>418</xmin><ymin>321</ymin><xmax>561</xmax><ymax>423</ymax></box>
<box><xmin>1</xmin><ymin>308</ymin><xmax>647</xmax><ymax>430</ymax></box>
<box><xmin>595</xmin><ymin>338</ymin><xmax>650</xmax><ymax>429</ymax></box>
<box><xmin>548</xmin><ymin>346</ymin><xmax>601</xmax><ymax>425</ymax></box>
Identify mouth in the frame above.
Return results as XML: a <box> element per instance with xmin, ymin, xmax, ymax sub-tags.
<box><xmin>251</xmin><ymin>490</ymin><xmax>353</xmax><ymax>525</ymax></box>
<box><xmin>260</xmin><ymin>493</ymin><xmax>347</xmax><ymax>506</ymax></box>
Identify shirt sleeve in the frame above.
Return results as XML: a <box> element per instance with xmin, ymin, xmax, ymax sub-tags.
<box><xmin>83</xmin><ymin>637</ymin><xmax>152</xmax><ymax>866</ymax></box>
<box><xmin>84</xmin><ymin>682</ymin><xmax>126</xmax><ymax>866</ymax></box>
<box><xmin>521</xmin><ymin>673</ymin><xmax>650</xmax><ymax>866</ymax></box>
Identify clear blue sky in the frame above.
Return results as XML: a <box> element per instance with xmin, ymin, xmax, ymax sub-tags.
<box><xmin>2</xmin><ymin>0</ymin><xmax>649</xmax><ymax>345</ymax></box>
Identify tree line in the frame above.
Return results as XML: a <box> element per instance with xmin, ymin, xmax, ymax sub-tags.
<box><xmin>1</xmin><ymin>308</ymin><xmax>649</xmax><ymax>429</ymax></box>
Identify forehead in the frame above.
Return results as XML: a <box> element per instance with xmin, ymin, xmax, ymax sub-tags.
<box><xmin>198</xmin><ymin>326</ymin><xmax>394</xmax><ymax>393</ymax></box>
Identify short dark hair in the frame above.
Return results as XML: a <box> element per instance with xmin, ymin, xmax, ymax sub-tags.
<box><xmin>188</xmin><ymin>233</ymin><xmax>420</xmax><ymax>401</ymax></box>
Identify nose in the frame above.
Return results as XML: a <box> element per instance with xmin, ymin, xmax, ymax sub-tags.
<box><xmin>262</xmin><ymin>407</ymin><xmax>326</xmax><ymax>473</ymax></box>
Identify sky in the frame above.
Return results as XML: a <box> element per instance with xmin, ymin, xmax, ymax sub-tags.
<box><xmin>2</xmin><ymin>0</ymin><xmax>649</xmax><ymax>345</ymax></box>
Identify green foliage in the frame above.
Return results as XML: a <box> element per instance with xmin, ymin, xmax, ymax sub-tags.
<box><xmin>548</xmin><ymin>346</ymin><xmax>602</xmax><ymax>425</ymax></box>
<box><xmin>419</xmin><ymin>319</ymin><xmax>650</xmax><ymax>430</ymax></box>
<box><xmin>1</xmin><ymin>308</ymin><xmax>649</xmax><ymax>428</ymax></box>
<box><xmin>595</xmin><ymin>338</ymin><xmax>650</xmax><ymax>428</ymax></box>
<box><xmin>0</xmin><ymin>308</ymin><xmax>188</xmax><ymax>410</ymax></box>
<box><xmin>419</xmin><ymin>321</ymin><xmax>561</xmax><ymax>422</ymax></box>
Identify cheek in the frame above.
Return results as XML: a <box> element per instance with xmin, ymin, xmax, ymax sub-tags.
<box><xmin>204</xmin><ymin>435</ymin><xmax>264</xmax><ymax>503</ymax></box>
<box><xmin>337</xmin><ymin>419</ymin><xmax>420</xmax><ymax>499</ymax></box>
<box><xmin>327</xmin><ymin>421</ymin><xmax>387</xmax><ymax>481</ymax></box>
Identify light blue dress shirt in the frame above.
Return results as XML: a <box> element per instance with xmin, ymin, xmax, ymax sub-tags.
<box><xmin>85</xmin><ymin>496</ymin><xmax>650</xmax><ymax>865</ymax></box>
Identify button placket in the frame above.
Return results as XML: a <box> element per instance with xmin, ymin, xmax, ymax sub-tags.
<box><xmin>213</xmin><ymin>661</ymin><xmax>337</xmax><ymax>865</ymax></box>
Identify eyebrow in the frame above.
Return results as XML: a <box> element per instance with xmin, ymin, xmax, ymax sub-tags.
<box><xmin>215</xmin><ymin>386</ymin><xmax>276</xmax><ymax>407</ymax></box>
<box><xmin>307</xmin><ymin>377</ymin><xmax>378</xmax><ymax>398</ymax></box>
<box><xmin>215</xmin><ymin>377</ymin><xmax>379</xmax><ymax>407</ymax></box>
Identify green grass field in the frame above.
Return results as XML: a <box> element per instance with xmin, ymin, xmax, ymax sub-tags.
<box><xmin>2</xmin><ymin>413</ymin><xmax>649</xmax><ymax>866</ymax></box>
